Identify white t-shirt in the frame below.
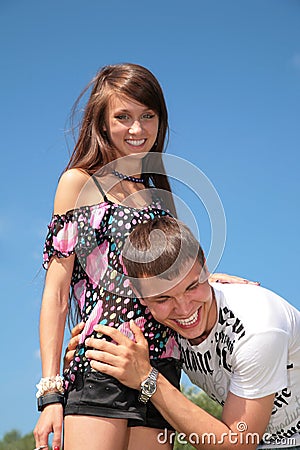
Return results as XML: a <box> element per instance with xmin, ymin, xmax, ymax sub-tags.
<box><xmin>178</xmin><ymin>283</ymin><xmax>300</xmax><ymax>448</ymax></box>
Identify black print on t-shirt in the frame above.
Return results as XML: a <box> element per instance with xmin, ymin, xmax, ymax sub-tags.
<box><xmin>180</xmin><ymin>306</ymin><xmax>246</xmax><ymax>375</ymax></box>
<box><xmin>179</xmin><ymin>346</ymin><xmax>213</xmax><ymax>375</ymax></box>
<box><xmin>272</xmin><ymin>388</ymin><xmax>292</xmax><ymax>415</ymax></box>
<box><xmin>214</xmin><ymin>338</ymin><xmax>232</xmax><ymax>372</ymax></box>
<box><xmin>213</xmin><ymin>306</ymin><xmax>246</xmax><ymax>372</ymax></box>
<box><xmin>218</xmin><ymin>306</ymin><xmax>246</xmax><ymax>340</ymax></box>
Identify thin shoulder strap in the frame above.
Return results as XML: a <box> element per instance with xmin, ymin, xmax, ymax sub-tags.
<box><xmin>91</xmin><ymin>175</ymin><xmax>109</xmax><ymax>202</ymax></box>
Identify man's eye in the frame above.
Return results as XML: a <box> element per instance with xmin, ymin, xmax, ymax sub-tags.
<box><xmin>188</xmin><ymin>283</ymin><xmax>199</xmax><ymax>291</ymax></box>
<box><xmin>156</xmin><ymin>299</ymin><xmax>168</xmax><ymax>305</ymax></box>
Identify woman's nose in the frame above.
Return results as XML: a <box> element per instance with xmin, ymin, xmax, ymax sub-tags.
<box><xmin>129</xmin><ymin>120</ymin><xmax>142</xmax><ymax>134</ymax></box>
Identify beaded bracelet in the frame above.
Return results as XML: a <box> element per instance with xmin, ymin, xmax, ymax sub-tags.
<box><xmin>36</xmin><ymin>375</ymin><xmax>64</xmax><ymax>398</ymax></box>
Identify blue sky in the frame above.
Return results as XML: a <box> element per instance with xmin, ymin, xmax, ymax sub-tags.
<box><xmin>0</xmin><ymin>0</ymin><xmax>299</xmax><ymax>438</ymax></box>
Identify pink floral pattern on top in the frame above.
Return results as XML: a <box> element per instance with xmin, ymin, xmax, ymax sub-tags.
<box><xmin>43</xmin><ymin>199</ymin><xmax>179</xmax><ymax>391</ymax></box>
<box><xmin>85</xmin><ymin>241</ymin><xmax>109</xmax><ymax>287</ymax></box>
<box><xmin>52</xmin><ymin>221</ymin><xmax>78</xmax><ymax>254</ymax></box>
<box><xmin>79</xmin><ymin>299</ymin><xmax>104</xmax><ymax>345</ymax></box>
<box><xmin>116</xmin><ymin>317</ymin><xmax>147</xmax><ymax>341</ymax></box>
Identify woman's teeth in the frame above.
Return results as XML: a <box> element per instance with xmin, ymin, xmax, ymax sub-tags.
<box><xmin>126</xmin><ymin>139</ymin><xmax>145</xmax><ymax>146</ymax></box>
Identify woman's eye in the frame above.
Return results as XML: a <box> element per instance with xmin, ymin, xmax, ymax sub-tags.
<box><xmin>142</xmin><ymin>113</ymin><xmax>155</xmax><ymax>119</ymax></box>
<box><xmin>115</xmin><ymin>114</ymin><xmax>129</xmax><ymax>120</ymax></box>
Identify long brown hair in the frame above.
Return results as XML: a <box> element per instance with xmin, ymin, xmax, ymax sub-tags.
<box><xmin>66</xmin><ymin>63</ymin><xmax>176</xmax><ymax>215</ymax></box>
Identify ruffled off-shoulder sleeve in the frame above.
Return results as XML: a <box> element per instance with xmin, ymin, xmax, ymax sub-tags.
<box><xmin>43</xmin><ymin>213</ymin><xmax>78</xmax><ymax>269</ymax></box>
<box><xmin>42</xmin><ymin>202</ymin><xmax>110</xmax><ymax>270</ymax></box>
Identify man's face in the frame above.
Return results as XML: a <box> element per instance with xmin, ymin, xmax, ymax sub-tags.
<box><xmin>139</xmin><ymin>261</ymin><xmax>217</xmax><ymax>345</ymax></box>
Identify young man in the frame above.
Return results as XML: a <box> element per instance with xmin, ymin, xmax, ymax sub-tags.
<box><xmin>80</xmin><ymin>217</ymin><xmax>300</xmax><ymax>449</ymax></box>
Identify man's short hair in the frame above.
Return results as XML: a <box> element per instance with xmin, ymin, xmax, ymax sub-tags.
<box><xmin>122</xmin><ymin>216</ymin><xmax>205</xmax><ymax>283</ymax></box>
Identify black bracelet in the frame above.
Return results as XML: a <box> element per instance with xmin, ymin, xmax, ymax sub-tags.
<box><xmin>37</xmin><ymin>392</ymin><xmax>65</xmax><ymax>412</ymax></box>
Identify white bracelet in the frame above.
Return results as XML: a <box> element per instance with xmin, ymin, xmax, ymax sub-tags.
<box><xmin>36</xmin><ymin>375</ymin><xmax>64</xmax><ymax>398</ymax></box>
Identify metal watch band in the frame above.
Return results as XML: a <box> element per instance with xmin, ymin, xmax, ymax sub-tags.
<box><xmin>138</xmin><ymin>367</ymin><xmax>158</xmax><ymax>404</ymax></box>
<box><xmin>149</xmin><ymin>367</ymin><xmax>158</xmax><ymax>381</ymax></box>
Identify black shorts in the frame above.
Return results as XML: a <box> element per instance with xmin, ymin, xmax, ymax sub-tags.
<box><xmin>64</xmin><ymin>357</ymin><xmax>181</xmax><ymax>430</ymax></box>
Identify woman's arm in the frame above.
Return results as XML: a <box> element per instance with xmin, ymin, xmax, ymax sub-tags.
<box><xmin>39</xmin><ymin>256</ymin><xmax>74</xmax><ymax>376</ymax></box>
<box><xmin>40</xmin><ymin>168</ymin><xmax>89</xmax><ymax>374</ymax></box>
<box><xmin>34</xmin><ymin>169</ymin><xmax>89</xmax><ymax>450</ymax></box>
<box><xmin>34</xmin><ymin>255</ymin><xmax>75</xmax><ymax>449</ymax></box>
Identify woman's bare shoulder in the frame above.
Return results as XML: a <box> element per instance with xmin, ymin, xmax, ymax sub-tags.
<box><xmin>54</xmin><ymin>168</ymin><xmax>90</xmax><ymax>215</ymax></box>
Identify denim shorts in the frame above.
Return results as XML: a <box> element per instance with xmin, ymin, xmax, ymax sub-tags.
<box><xmin>64</xmin><ymin>357</ymin><xmax>181</xmax><ymax>430</ymax></box>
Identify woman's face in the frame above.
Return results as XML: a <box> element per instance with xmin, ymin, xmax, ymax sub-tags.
<box><xmin>104</xmin><ymin>94</ymin><xmax>159</xmax><ymax>159</ymax></box>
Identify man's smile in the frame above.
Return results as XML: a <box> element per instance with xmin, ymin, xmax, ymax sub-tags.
<box><xmin>174</xmin><ymin>307</ymin><xmax>201</xmax><ymax>329</ymax></box>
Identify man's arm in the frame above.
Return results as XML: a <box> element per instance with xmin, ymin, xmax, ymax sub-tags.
<box><xmin>85</xmin><ymin>322</ymin><xmax>274</xmax><ymax>450</ymax></box>
<box><xmin>150</xmin><ymin>374</ymin><xmax>274</xmax><ymax>449</ymax></box>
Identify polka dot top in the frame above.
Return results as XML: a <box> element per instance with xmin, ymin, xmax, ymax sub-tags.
<box><xmin>43</xmin><ymin>177</ymin><xmax>180</xmax><ymax>390</ymax></box>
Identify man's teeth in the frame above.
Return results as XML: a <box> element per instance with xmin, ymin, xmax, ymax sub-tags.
<box><xmin>176</xmin><ymin>310</ymin><xmax>198</xmax><ymax>326</ymax></box>
<box><xmin>126</xmin><ymin>139</ymin><xmax>145</xmax><ymax>146</ymax></box>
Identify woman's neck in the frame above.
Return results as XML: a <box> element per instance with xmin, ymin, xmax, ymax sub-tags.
<box><xmin>113</xmin><ymin>156</ymin><xmax>143</xmax><ymax>178</ymax></box>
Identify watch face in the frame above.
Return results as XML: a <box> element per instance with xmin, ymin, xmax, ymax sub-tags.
<box><xmin>142</xmin><ymin>379</ymin><xmax>156</xmax><ymax>395</ymax></box>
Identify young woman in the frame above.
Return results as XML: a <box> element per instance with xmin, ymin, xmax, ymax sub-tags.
<box><xmin>33</xmin><ymin>63</ymin><xmax>251</xmax><ymax>450</ymax></box>
<box><xmin>33</xmin><ymin>63</ymin><xmax>184</xmax><ymax>450</ymax></box>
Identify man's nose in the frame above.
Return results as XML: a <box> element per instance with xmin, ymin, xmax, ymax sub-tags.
<box><xmin>174</xmin><ymin>296</ymin><xmax>192</xmax><ymax>316</ymax></box>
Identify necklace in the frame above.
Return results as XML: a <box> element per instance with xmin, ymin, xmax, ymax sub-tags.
<box><xmin>112</xmin><ymin>169</ymin><xmax>145</xmax><ymax>184</ymax></box>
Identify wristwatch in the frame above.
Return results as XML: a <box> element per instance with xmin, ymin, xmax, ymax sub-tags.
<box><xmin>138</xmin><ymin>367</ymin><xmax>159</xmax><ymax>404</ymax></box>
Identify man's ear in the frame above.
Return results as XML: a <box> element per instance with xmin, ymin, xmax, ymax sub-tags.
<box><xmin>131</xmin><ymin>284</ymin><xmax>146</xmax><ymax>305</ymax></box>
<box><xmin>139</xmin><ymin>297</ymin><xmax>147</xmax><ymax>306</ymax></box>
<box><xmin>204</xmin><ymin>259</ymin><xmax>210</xmax><ymax>277</ymax></box>
<box><xmin>199</xmin><ymin>257</ymin><xmax>210</xmax><ymax>283</ymax></box>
